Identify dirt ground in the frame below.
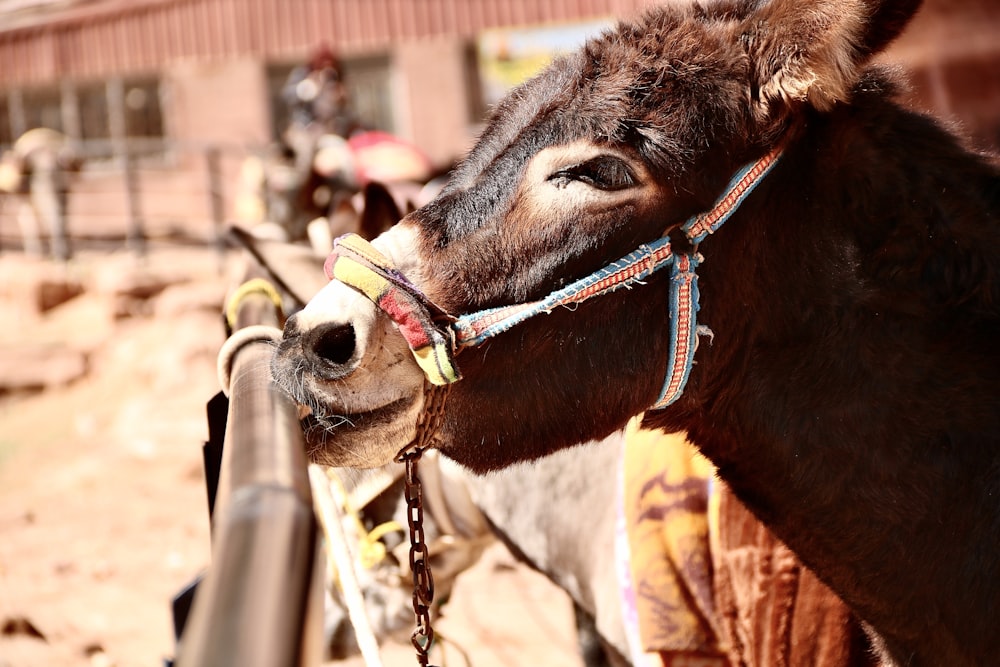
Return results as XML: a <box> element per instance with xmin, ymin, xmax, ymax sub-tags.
<box><xmin>0</xmin><ymin>244</ymin><xmax>586</xmax><ymax>667</ymax></box>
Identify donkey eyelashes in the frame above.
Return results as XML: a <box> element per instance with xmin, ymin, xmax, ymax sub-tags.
<box><xmin>548</xmin><ymin>154</ymin><xmax>637</xmax><ymax>191</ymax></box>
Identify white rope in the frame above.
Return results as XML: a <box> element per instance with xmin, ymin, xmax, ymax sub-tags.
<box><xmin>308</xmin><ymin>465</ymin><xmax>385</xmax><ymax>667</ymax></box>
<box><xmin>216</xmin><ymin>324</ymin><xmax>283</xmax><ymax>396</ymax></box>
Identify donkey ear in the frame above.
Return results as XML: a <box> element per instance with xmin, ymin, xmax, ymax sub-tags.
<box><xmin>743</xmin><ymin>0</ymin><xmax>922</xmax><ymax>115</ymax></box>
<box><xmin>358</xmin><ymin>181</ymin><xmax>403</xmax><ymax>241</ymax></box>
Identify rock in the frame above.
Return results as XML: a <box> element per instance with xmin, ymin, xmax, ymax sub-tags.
<box><xmin>35</xmin><ymin>278</ymin><xmax>84</xmax><ymax>312</ymax></box>
<box><xmin>92</xmin><ymin>255</ymin><xmax>192</xmax><ymax>319</ymax></box>
<box><xmin>152</xmin><ymin>281</ymin><xmax>226</xmax><ymax>319</ymax></box>
<box><xmin>0</xmin><ymin>255</ymin><xmax>84</xmax><ymax>314</ymax></box>
<box><xmin>1</xmin><ymin>616</ymin><xmax>47</xmax><ymax>641</ymax></box>
<box><xmin>0</xmin><ymin>343</ymin><xmax>87</xmax><ymax>393</ymax></box>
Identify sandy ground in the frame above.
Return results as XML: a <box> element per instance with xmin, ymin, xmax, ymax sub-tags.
<box><xmin>0</xmin><ymin>244</ymin><xmax>586</xmax><ymax>667</ymax></box>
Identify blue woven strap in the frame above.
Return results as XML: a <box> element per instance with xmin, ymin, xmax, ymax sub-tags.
<box><xmin>683</xmin><ymin>144</ymin><xmax>783</xmax><ymax>245</ymax></box>
<box><xmin>451</xmin><ymin>236</ymin><xmax>677</xmax><ymax>348</ymax></box>
<box><xmin>651</xmin><ymin>253</ymin><xmax>701</xmax><ymax>409</ymax></box>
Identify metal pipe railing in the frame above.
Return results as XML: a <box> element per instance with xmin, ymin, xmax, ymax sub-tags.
<box><xmin>176</xmin><ymin>292</ymin><xmax>324</xmax><ymax>667</ymax></box>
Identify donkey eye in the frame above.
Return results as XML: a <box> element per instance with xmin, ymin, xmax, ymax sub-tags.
<box><xmin>549</xmin><ymin>155</ymin><xmax>636</xmax><ymax>191</ymax></box>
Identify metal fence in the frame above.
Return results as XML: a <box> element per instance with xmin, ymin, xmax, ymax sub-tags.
<box><xmin>0</xmin><ymin>137</ymin><xmax>262</xmax><ymax>255</ymax></box>
<box><xmin>173</xmin><ymin>291</ymin><xmax>325</xmax><ymax>667</ymax></box>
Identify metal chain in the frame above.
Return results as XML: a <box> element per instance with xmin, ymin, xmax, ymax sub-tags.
<box><xmin>395</xmin><ymin>382</ymin><xmax>452</xmax><ymax>667</ymax></box>
<box><xmin>400</xmin><ymin>452</ymin><xmax>435</xmax><ymax>665</ymax></box>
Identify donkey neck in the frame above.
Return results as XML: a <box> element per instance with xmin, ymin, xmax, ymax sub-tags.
<box><xmin>651</xmin><ymin>91</ymin><xmax>1000</xmax><ymax>664</ymax></box>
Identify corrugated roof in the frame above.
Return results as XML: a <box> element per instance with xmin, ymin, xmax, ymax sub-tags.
<box><xmin>0</xmin><ymin>0</ymin><xmax>658</xmax><ymax>86</ymax></box>
<box><xmin>1</xmin><ymin>0</ymin><xmax>997</xmax><ymax>87</ymax></box>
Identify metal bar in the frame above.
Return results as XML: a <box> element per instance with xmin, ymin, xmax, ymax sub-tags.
<box><xmin>176</xmin><ymin>293</ymin><xmax>324</xmax><ymax>667</ymax></box>
<box><xmin>107</xmin><ymin>77</ymin><xmax>147</xmax><ymax>257</ymax></box>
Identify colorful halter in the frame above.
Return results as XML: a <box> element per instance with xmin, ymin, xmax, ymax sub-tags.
<box><xmin>325</xmin><ymin>143</ymin><xmax>783</xmax><ymax>409</ymax></box>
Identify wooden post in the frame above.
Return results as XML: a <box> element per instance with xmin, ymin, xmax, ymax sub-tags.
<box><xmin>8</xmin><ymin>89</ymin><xmax>25</xmax><ymax>140</ymax></box>
<box><xmin>205</xmin><ymin>146</ymin><xmax>227</xmax><ymax>271</ymax></box>
<box><xmin>60</xmin><ymin>81</ymin><xmax>81</xmax><ymax>144</ymax></box>
<box><xmin>108</xmin><ymin>78</ymin><xmax>146</xmax><ymax>256</ymax></box>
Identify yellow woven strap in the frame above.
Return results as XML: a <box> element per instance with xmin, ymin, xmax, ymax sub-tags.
<box><xmin>225</xmin><ymin>278</ymin><xmax>284</xmax><ymax>331</ymax></box>
<box><xmin>326</xmin><ymin>233</ymin><xmax>461</xmax><ymax>385</ymax></box>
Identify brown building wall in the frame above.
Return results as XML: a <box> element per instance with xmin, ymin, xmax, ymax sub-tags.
<box><xmin>394</xmin><ymin>37</ymin><xmax>477</xmax><ymax>167</ymax></box>
<box><xmin>879</xmin><ymin>0</ymin><xmax>1000</xmax><ymax>149</ymax></box>
<box><xmin>165</xmin><ymin>57</ymin><xmax>272</xmax><ymax>148</ymax></box>
<box><xmin>0</xmin><ymin>0</ymin><xmax>654</xmax><ymax>87</ymax></box>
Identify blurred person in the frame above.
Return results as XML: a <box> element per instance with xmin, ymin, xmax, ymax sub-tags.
<box><xmin>281</xmin><ymin>43</ymin><xmax>363</xmax><ymax>180</ymax></box>
<box><xmin>261</xmin><ymin>44</ymin><xmax>432</xmax><ymax>245</ymax></box>
<box><xmin>260</xmin><ymin>44</ymin><xmax>365</xmax><ymax>241</ymax></box>
<box><xmin>5</xmin><ymin>128</ymin><xmax>81</xmax><ymax>261</ymax></box>
<box><xmin>282</xmin><ymin>43</ymin><xmax>361</xmax><ymax>141</ymax></box>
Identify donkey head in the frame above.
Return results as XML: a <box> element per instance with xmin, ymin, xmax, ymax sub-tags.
<box><xmin>273</xmin><ymin>0</ymin><xmax>921</xmax><ymax>471</ymax></box>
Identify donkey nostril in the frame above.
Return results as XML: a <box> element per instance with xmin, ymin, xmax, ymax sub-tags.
<box><xmin>311</xmin><ymin>323</ymin><xmax>357</xmax><ymax>367</ymax></box>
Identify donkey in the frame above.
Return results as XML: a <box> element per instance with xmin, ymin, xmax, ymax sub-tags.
<box><xmin>229</xmin><ymin>191</ymin><xmax>632</xmax><ymax>666</ymax></box>
<box><xmin>272</xmin><ymin>1</ymin><xmax>1000</xmax><ymax>663</ymax></box>
<box><xmin>242</xmin><ymin>196</ymin><xmax>869</xmax><ymax>667</ymax></box>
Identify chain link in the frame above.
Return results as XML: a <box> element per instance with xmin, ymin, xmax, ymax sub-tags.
<box><xmin>400</xmin><ymin>452</ymin><xmax>435</xmax><ymax>665</ymax></box>
<box><xmin>394</xmin><ymin>382</ymin><xmax>452</xmax><ymax>667</ymax></box>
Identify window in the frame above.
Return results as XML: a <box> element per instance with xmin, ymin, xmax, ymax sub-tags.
<box><xmin>80</xmin><ymin>77</ymin><xmax>164</xmax><ymax>141</ymax></box>
<box><xmin>347</xmin><ymin>55</ymin><xmax>393</xmax><ymax>135</ymax></box>
<box><xmin>463</xmin><ymin>40</ymin><xmax>487</xmax><ymax>125</ymax></box>
<box><xmin>20</xmin><ymin>86</ymin><xmax>63</xmax><ymax>134</ymax></box>
<box><xmin>77</xmin><ymin>81</ymin><xmax>109</xmax><ymax>141</ymax></box>
<box><xmin>123</xmin><ymin>78</ymin><xmax>163</xmax><ymax>139</ymax></box>
<box><xmin>0</xmin><ymin>94</ymin><xmax>11</xmax><ymax>146</ymax></box>
<box><xmin>1</xmin><ymin>76</ymin><xmax>164</xmax><ymax>152</ymax></box>
<box><xmin>266</xmin><ymin>63</ymin><xmax>294</xmax><ymax>140</ymax></box>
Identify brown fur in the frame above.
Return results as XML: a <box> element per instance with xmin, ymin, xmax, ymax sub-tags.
<box><xmin>274</xmin><ymin>1</ymin><xmax>1000</xmax><ymax>664</ymax></box>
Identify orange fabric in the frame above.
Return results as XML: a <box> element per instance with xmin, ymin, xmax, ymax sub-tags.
<box><xmin>710</xmin><ymin>486</ymin><xmax>879</xmax><ymax>667</ymax></box>
<box><xmin>622</xmin><ymin>419</ymin><xmax>728</xmax><ymax>664</ymax></box>
<box><xmin>623</xmin><ymin>422</ymin><xmax>878</xmax><ymax>667</ymax></box>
